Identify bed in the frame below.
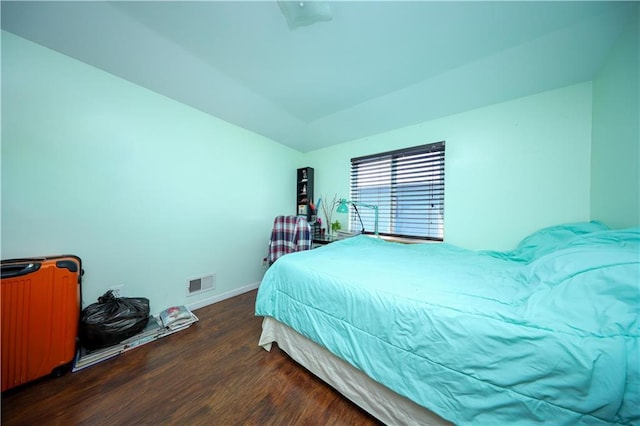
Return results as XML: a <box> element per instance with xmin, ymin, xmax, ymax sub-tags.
<box><xmin>254</xmin><ymin>222</ymin><xmax>639</xmax><ymax>425</ymax></box>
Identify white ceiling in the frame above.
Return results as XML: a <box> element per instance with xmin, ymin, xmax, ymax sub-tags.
<box><xmin>1</xmin><ymin>1</ymin><xmax>636</xmax><ymax>152</ymax></box>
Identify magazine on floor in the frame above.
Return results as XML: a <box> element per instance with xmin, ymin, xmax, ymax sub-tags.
<box><xmin>73</xmin><ymin>306</ymin><xmax>198</xmax><ymax>372</ymax></box>
<box><xmin>158</xmin><ymin>305</ymin><xmax>199</xmax><ymax>331</ymax></box>
<box><xmin>73</xmin><ymin>316</ymin><xmax>163</xmax><ymax>371</ymax></box>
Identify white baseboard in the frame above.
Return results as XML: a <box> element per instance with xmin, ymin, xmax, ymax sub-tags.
<box><xmin>186</xmin><ymin>281</ymin><xmax>260</xmax><ymax>312</ymax></box>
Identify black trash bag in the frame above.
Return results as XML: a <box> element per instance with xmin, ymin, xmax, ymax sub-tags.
<box><xmin>79</xmin><ymin>290</ymin><xmax>150</xmax><ymax>350</ymax></box>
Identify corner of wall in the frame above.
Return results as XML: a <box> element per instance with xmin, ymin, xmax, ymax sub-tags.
<box><xmin>590</xmin><ymin>7</ymin><xmax>640</xmax><ymax>228</ymax></box>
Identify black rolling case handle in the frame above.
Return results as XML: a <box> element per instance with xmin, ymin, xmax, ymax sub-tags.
<box><xmin>1</xmin><ymin>262</ymin><xmax>41</xmax><ymax>279</ymax></box>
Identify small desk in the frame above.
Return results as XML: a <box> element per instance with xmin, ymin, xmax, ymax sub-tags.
<box><xmin>312</xmin><ymin>235</ymin><xmax>340</xmax><ymax>248</ymax></box>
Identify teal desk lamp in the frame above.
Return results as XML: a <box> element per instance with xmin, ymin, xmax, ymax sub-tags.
<box><xmin>336</xmin><ymin>199</ymin><xmax>379</xmax><ymax>236</ymax></box>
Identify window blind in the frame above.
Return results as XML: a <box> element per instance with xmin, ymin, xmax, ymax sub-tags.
<box><xmin>350</xmin><ymin>141</ymin><xmax>445</xmax><ymax>240</ymax></box>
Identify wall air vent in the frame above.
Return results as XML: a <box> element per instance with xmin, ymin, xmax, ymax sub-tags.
<box><xmin>187</xmin><ymin>273</ymin><xmax>216</xmax><ymax>296</ymax></box>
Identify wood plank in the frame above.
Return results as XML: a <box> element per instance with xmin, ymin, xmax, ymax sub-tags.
<box><xmin>1</xmin><ymin>290</ymin><xmax>381</xmax><ymax>425</ymax></box>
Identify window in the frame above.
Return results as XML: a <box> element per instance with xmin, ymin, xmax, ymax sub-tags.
<box><xmin>349</xmin><ymin>141</ymin><xmax>445</xmax><ymax>241</ymax></box>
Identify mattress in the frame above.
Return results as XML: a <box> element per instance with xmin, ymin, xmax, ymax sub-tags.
<box><xmin>255</xmin><ymin>224</ymin><xmax>639</xmax><ymax>425</ymax></box>
<box><xmin>259</xmin><ymin>317</ymin><xmax>451</xmax><ymax>426</ymax></box>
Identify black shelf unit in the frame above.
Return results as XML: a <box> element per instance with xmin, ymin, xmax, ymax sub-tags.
<box><xmin>296</xmin><ymin>167</ymin><xmax>314</xmax><ymax>222</ymax></box>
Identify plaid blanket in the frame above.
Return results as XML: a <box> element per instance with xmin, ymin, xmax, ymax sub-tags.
<box><xmin>268</xmin><ymin>216</ymin><xmax>312</xmax><ymax>264</ymax></box>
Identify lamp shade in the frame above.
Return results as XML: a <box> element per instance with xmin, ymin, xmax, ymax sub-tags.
<box><xmin>336</xmin><ymin>199</ymin><xmax>349</xmax><ymax>213</ymax></box>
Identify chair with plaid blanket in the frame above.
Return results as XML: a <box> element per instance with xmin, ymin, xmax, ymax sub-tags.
<box><xmin>267</xmin><ymin>215</ymin><xmax>312</xmax><ymax>265</ymax></box>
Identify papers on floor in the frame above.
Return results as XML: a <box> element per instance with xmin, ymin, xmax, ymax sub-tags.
<box><xmin>73</xmin><ymin>305</ymin><xmax>198</xmax><ymax>372</ymax></box>
<box><xmin>159</xmin><ymin>305</ymin><xmax>199</xmax><ymax>331</ymax></box>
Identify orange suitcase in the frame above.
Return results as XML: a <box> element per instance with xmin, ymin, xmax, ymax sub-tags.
<box><xmin>1</xmin><ymin>255</ymin><xmax>82</xmax><ymax>392</ymax></box>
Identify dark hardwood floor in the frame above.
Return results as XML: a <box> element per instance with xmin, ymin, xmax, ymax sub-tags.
<box><xmin>1</xmin><ymin>290</ymin><xmax>381</xmax><ymax>425</ymax></box>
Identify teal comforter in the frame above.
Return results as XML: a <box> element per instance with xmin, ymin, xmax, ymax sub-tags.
<box><xmin>255</xmin><ymin>223</ymin><xmax>639</xmax><ymax>425</ymax></box>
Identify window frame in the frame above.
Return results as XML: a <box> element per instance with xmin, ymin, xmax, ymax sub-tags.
<box><xmin>349</xmin><ymin>141</ymin><xmax>445</xmax><ymax>241</ymax></box>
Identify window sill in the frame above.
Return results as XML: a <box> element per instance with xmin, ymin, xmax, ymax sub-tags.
<box><xmin>375</xmin><ymin>235</ymin><xmax>442</xmax><ymax>245</ymax></box>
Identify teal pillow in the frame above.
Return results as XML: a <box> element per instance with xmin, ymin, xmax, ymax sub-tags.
<box><xmin>525</xmin><ymin>227</ymin><xmax>640</xmax><ymax>286</ymax></box>
<box><xmin>504</xmin><ymin>221</ymin><xmax>609</xmax><ymax>263</ymax></box>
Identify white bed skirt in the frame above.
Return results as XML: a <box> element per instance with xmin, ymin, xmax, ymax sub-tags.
<box><xmin>258</xmin><ymin>317</ymin><xmax>451</xmax><ymax>426</ymax></box>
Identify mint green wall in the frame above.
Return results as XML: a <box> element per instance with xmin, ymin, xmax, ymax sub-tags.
<box><xmin>591</xmin><ymin>8</ymin><xmax>640</xmax><ymax>228</ymax></box>
<box><xmin>1</xmin><ymin>31</ymin><xmax>302</xmax><ymax>312</ymax></box>
<box><xmin>3</xmin><ymin>16</ymin><xmax>631</xmax><ymax>310</ymax></box>
<box><xmin>306</xmin><ymin>83</ymin><xmax>593</xmax><ymax>251</ymax></box>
